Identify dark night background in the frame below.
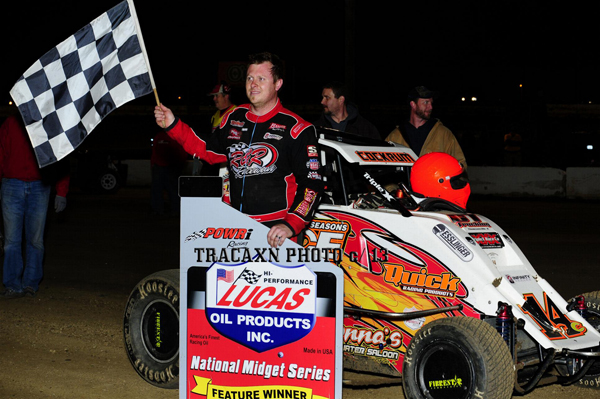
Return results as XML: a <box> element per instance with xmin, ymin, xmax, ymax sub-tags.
<box><xmin>2</xmin><ymin>1</ymin><xmax>599</xmax><ymax>169</ymax></box>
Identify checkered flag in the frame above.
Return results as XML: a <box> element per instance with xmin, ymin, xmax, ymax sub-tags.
<box><xmin>237</xmin><ymin>269</ymin><xmax>262</xmax><ymax>285</ymax></box>
<box><xmin>9</xmin><ymin>0</ymin><xmax>156</xmax><ymax>168</ymax></box>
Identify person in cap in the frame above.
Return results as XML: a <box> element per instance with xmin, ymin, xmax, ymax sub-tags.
<box><xmin>197</xmin><ymin>82</ymin><xmax>237</xmax><ymax>176</ymax></box>
<box><xmin>208</xmin><ymin>81</ymin><xmax>236</xmax><ymax>133</ymax></box>
<box><xmin>385</xmin><ymin>86</ymin><xmax>467</xmax><ymax>169</ymax></box>
<box><xmin>314</xmin><ymin>81</ymin><xmax>380</xmax><ymax>139</ymax></box>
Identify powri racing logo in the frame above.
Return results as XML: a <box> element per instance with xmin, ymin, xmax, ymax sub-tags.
<box><xmin>206</xmin><ymin>262</ymin><xmax>317</xmax><ymax>352</ymax></box>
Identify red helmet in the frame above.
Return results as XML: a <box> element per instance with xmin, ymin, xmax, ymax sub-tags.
<box><xmin>410</xmin><ymin>152</ymin><xmax>470</xmax><ymax>209</ymax></box>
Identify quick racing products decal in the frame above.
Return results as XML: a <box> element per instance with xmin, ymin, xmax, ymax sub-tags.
<box><xmin>205</xmin><ymin>262</ymin><xmax>317</xmax><ymax>352</ymax></box>
<box><xmin>383</xmin><ymin>263</ymin><xmax>462</xmax><ymax>298</ymax></box>
<box><xmin>432</xmin><ymin>224</ymin><xmax>473</xmax><ymax>262</ymax></box>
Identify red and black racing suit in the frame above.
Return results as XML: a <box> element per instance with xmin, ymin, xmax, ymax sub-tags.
<box><xmin>165</xmin><ymin>99</ymin><xmax>323</xmax><ymax>237</ymax></box>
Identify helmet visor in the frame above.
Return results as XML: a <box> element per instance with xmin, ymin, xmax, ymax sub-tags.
<box><xmin>449</xmin><ymin>171</ymin><xmax>469</xmax><ymax>190</ymax></box>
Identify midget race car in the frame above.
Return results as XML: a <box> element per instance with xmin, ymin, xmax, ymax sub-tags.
<box><xmin>123</xmin><ymin>129</ymin><xmax>600</xmax><ymax>399</ymax></box>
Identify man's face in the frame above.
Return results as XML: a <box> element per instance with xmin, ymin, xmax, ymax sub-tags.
<box><xmin>246</xmin><ymin>62</ymin><xmax>282</xmax><ymax>109</ymax></box>
<box><xmin>412</xmin><ymin>98</ymin><xmax>433</xmax><ymax>120</ymax></box>
<box><xmin>320</xmin><ymin>88</ymin><xmax>343</xmax><ymax>116</ymax></box>
<box><xmin>213</xmin><ymin>93</ymin><xmax>230</xmax><ymax>110</ymax></box>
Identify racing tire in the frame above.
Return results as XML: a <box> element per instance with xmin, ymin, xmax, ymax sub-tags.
<box><xmin>123</xmin><ymin>269</ymin><xmax>180</xmax><ymax>389</ymax></box>
<box><xmin>575</xmin><ymin>291</ymin><xmax>600</xmax><ymax>390</ymax></box>
<box><xmin>402</xmin><ymin>317</ymin><xmax>514</xmax><ymax>399</ymax></box>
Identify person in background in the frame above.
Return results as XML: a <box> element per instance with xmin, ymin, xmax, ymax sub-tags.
<box><xmin>386</xmin><ymin>86</ymin><xmax>467</xmax><ymax>169</ymax></box>
<box><xmin>197</xmin><ymin>81</ymin><xmax>237</xmax><ymax>176</ymax></box>
<box><xmin>209</xmin><ymin>81</ymin><xmax>237</xmax><ymax>133</ymax></box>
<box><xmin>0</xmin><ymin>114</ymin><xmax>69</xmax><ymax>299</ymax></box>
<box><xmin>314</xmin><ymin>81</ymin><xmax>380</xmax><ymax>139</ymax></box>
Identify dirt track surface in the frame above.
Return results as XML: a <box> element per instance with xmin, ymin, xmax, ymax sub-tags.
<box><xmin>1</xmin><ymin>188</ymin><xmax>599</xmax><ymax>398</ymax></box>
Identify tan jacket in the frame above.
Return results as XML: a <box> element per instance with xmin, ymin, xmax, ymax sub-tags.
<box><xmin>385</xmin><ymin>120</ymin><xmax>467</xmax><ymax>169</ymax></box>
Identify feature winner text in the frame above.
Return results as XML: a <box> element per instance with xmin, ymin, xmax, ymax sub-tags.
<box><xmin>194</xmin><ymin>247</ymin><xmax>342</xmax><ymax>263</ymax></box>
<box><xmin>190</xmin><ymin>356</ymin><xmax>331</xmax><ymax>381</ymax></box>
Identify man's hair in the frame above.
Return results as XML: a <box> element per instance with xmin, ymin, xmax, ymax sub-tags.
<box><xmin>323</xmin><ymin>81</ymin><xmax>347</xmax><ymax>99</ymax></box>
<box><xmin>247</xmin><ymin>52</ymin><xmax>284</xmax><ymax>82</ymax></box>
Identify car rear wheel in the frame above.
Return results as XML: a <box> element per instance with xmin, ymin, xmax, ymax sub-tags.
<box><xmin>123</xmin><ymin>269</ymin><xmax>180</xmax><ymax>389</ymax></box>
<box><xmin>402</xmin><ymin>317</ymin><xmax>514</xmax><ymax>399</ymax></box>
<box><xmin>575</xmin><ymin>291</ymin><xmax>600</xmax><ymax>390</ymax></box>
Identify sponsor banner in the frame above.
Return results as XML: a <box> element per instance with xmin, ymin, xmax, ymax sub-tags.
<box><xmin>180</xmin><ymin>190</ymin><xmax>343</xmax><ymax>399</ymax></box>
<box><xmin>190</xmin><ymin>376</ymin><xmax>330</xmax><ymax>399</ymax></box>
<box><xmin>187</xmin><ymin>265</ymin><xmax>336</xmax><ymax>399</ymax></box>
<box><xmin>187</xmin><ymin>306</ymin><xmax>335</xmax><ymax>398</ymax></box>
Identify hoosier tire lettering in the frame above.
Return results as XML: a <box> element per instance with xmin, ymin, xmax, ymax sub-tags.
<box><xmin>574</xmin><ymin>291</ymin><xmax>600</xmax><ymax>390</ymax></box>
<box><xmin>123</xmin><ymin>269</ymin><xmax>181</xmax><ymax>389</ymax></box>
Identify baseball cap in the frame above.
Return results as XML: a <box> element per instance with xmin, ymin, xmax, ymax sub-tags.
<box><xmin>408</xmin><ymin>86</ymin><xmax>438</xmax><ymax>100</ymax></box>
<box><xmin>208</xmin><ymin>83</ymin><xmax>231</xmax><ymax>96</ymax></box>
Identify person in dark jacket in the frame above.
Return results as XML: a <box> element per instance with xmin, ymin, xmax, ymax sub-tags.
<box><xmin>314</xmin><ymin>81</ymin><xmax>380</xmax><ymax>139</ymax></box>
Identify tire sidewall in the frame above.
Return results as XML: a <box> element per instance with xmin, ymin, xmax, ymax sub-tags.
<box><xmin>123</xmin><ymin>270</ymin><xmax>180</xmax><ymax>389</ymax></box>
<box><xmin>403</xmin><ymin>318</ymin><xmax>504</xmax><ymax>399</ymax></box>
<box><xmin>577</xmin><ymin>291</ymin><xmax>600</xmax><ymax>390</ymax></box>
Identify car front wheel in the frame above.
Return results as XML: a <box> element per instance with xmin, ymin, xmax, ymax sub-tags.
<box><xmin>123</xmin><ymin>269</ymin><xmax>180</xmax><ymax>389</ymax></box>
<box><xmin>402</xmin><ymin>317</ymin><xmax>514</xmax><ymax>399</ymax></box>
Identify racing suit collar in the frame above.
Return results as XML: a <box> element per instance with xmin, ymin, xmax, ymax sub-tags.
<box><xmin>246</xmin><ymin>99</ymin><xmax>283</xmax><ymax>123</ymax></box>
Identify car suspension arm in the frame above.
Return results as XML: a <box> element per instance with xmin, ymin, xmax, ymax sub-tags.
<box><xmin>344</xmin><ymin>304</ymin><xmax>463</xmax><ymax>321</ymax></box>
<box><xmin>514</xmin><ymin>348</ymin><xmax>556</xmax><ymax>395</ymax></box>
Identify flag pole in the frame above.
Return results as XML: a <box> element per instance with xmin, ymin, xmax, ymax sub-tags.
<box><xmin>127</xmin><ymin>0</ymin><xmax>160</xmax><ymax>106</ymax></box>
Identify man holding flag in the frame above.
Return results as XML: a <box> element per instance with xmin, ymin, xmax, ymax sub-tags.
<box><xmin>154</xmin><ymin>52</ymin><xmax>323</xmax><ymax>248</ymax></box>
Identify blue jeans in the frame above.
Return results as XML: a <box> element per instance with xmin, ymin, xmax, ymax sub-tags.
<box><xmin>2</xmin><ymin>178</ymin><xmax>51</xmax><ymax>292</ymax></box>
